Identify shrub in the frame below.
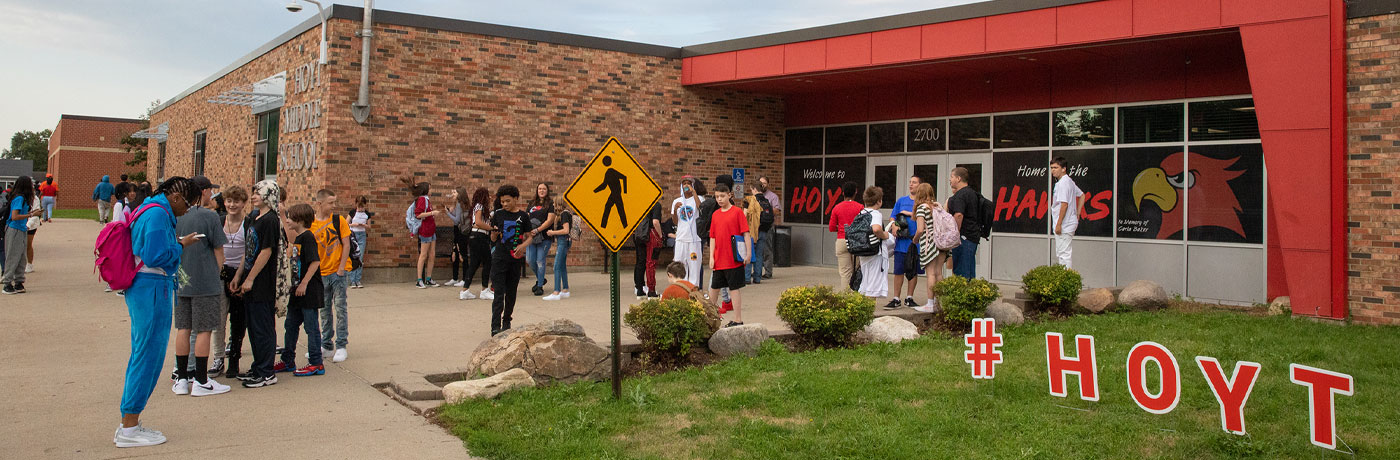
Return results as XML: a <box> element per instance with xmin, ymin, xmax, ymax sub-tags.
<box><xmin>623</xmin><ymin>298</ymin><xmax>716</xmax><ymax>361</ymax></box>
<box><xmin>933</xmin><ymin>276</ymin><xmax>1000</xmax><ymax>326</ymax></box>
<box><xmin>1021</xmin><ymin>265</ymin><xmax>1083</xmax><ymax>313</ymax></box>
<box><xmin>776</xmin><ymin>285</ymin><xmax>874</xmax><ymax>347</ymax></box>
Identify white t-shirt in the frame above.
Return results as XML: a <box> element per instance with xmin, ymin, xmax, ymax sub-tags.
<box><xmin>671</xmin><ymin>195</ymin><xmax>700</xmax><ymax>243</ymax></box>
<box><xmin>1051</xmin><ymin>175</ymin><xmax>1084</xmax><ymax>234</ymax></box>
<box><xmin>351</xmin><ymin>210</ymin><xmax>369</xmax><ymax>233</ymax></box>
<box><xmin>857</xmin><ymin>208</ymin><xmax>889</xmax><ymax>298</ymax></box>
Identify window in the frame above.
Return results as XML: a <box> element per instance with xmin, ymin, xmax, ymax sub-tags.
<box><xmin>906</xmin><ymin>119</ymin><xmax>946</xmax><ymax>152</ymax></box>
<box><xmin>784</xmin><ymin>128</ymin><xmax>822</xmax><ymax>156</ymax></box>
<box><xmin>1189</xmin><ymin>99</ymin><xmax>1259</xmax><ymax>141</ymax></box>
<box><xmin>994</xmin><ymin>112</ymin><xmax>1049</xmax><ymax>148</ymax></box>
<box><xmin>1119</xmin><ymin>103</ymin><xmax>1184</xmax><ymax>144</ymax></box>
<box><xmin>1053</xmin><ymin>109</ymin><xmax>1114</xmax><ymax>146</ymax></box>
<box><xmin>157</xmin><ymin>141</ymin><xmax>167</xmax><ymax>181</ymax></box>
<box><xmin>192</xmin><ymin>130</ymin><xmax>207</xmax><ymax>176</ymax></box>
<box><xmin>868</xmin><ymin>122</ymin><xmax>905</xmax><ymax>153</ymax></box>
<box><xmin>255</xmin><ymin>111</ymin><xmax>279</xmax><ymax>180</ymax></box>
<box><xmin>948</xmin><ymin>116</ymin><xmax>990</xmax><ymax>150</ymax></box>
<box><xmin>824</xmin><ymin>125</ymin><xmax>867</xmax><ymax>155</ymax></box>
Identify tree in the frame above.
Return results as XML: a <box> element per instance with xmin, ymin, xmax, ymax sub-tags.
<box><xmin>120</xmin><ymin>99</ymin><xmax>162</xmax><ymax>183</ymax></box>
<box><xmin>2</xmin><ymin>129</ymin><xmax>53</xmax><ymax>172</ymax></box>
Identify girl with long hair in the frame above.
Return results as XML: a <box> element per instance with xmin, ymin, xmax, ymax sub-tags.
<box><xmin>912</xmin><ymin>182</ymin><xmax>949</xmax><ymax>312</ymax></box>
<box><xmin>347</xmin><ymin>196</ymin><xmax>371</xmax><ymax>288</ymax></box>
<box><xmin>460</xmin><ymin>187</ymin><xmax>493</xmax><ymax>300</ymax></box>
<box><xmin>542</xmin><ymin>201</ymin><xmax>574</xmax><ymax>300</ymax></box>
<box><xmin>403</xmin><ymin>177</ymin><xmax>443</xmax><ymax>288</ymax></box>
<box><xmin>2</xmin><ymin>176</ymin><xmax>36</xmax><ymax>293</ymax></box>
<box><xmin>446</xmin><ymin>187</ymin><xmax>472</xmax><ymax>287</ymax></box>
<box><xmin>524</xmin><ymin>183</ymin><xmax>557</xmax><ymax>296</ymax></box>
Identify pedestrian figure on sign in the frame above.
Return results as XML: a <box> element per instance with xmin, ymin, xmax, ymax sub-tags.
<box><xmin>594</xmin><ymin>156</ymin><xmax>628</xmax><ymax>228</ymax></box>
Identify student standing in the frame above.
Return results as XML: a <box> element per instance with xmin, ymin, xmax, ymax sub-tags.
<box><xmin>542</xmin><ymin>203</ymin><xmax>574</xmax><ymax>300</ymax></box>
<box><xmin>525</xmin><ymin>183</ymin><xmax>557</xmax><ymax>296</ymax></box>
<box><xmin>912</xmin><ymin>183</ymin><xmax>950</xmax><ymax>313</ymax></box>
<box><xmin>856</xmin><ymin>187</ymin><xmax>893</xmax><ymax>300</ymax></box>
<box><xmin>170</xmin><ymin>176</ymin><xmax>231</xmax><ymax>397</ymax></box>
<box><xmin>114</xmin><ymin>177</ymin><xmax>202</xmax><ymax>448</ymax></box>
<box><xmin>275</xmin><ymin>204</ymin><xmax>327</xmax><ymax>377</ymax></box>
<box><xmin>487</xmin><ymin>185</ymin><xmax>535</xmax><ymax>335</ymax></box>
<box><xmin>3</xmin><ymin>177</ymin><xmax>36</xmax><ymax>293</ymax></box>
<box><xmin>947</xmin><ymin>167</ymin><xmax>983</xmax><ymax>279</ymax></box>
<box><xmin>886</xmin><ymin>175</ymin><xmax>923</xmax><ymax>310</ymax></box>
<box><xmin>669</xmin><ymin>176</ymin><xmax>702</xmax><ymax>287</ymax></box>
<box><xmin>757</xmin><ymin>176</ymin><xmax>780</xmax><ymax>279</ymax></box>
<box><xmin>1049</xmin><ymin>157</ymin><xmax>1085</xmax><ymax>269</ymax></box>
<box><xmin>311</xmin><ymin>189</ymin><xmax>352</xmax><ymax>363</ymax></box>
<box><xmin>38</xmin><ymin>175</ymin><xmax>57</xmax><ymax>223</ymax></box>
<box><xmin>633</xmin><ymin>202</ymin><xmax>662</xmax><ymax>298</ymax></box>
<box><xmin>827</xmin><ymin>181</ymin><xmax>864</xmax><ymax>291</ymax></box>
<box><xmin>460</xmin><ymin>188</ymin><xmax>493</xmax><ymax>300</ymax></box>
<box><xmin>348</xmin><ymin>196</ymin><xmax>371</xmax><ymax>288</ymax></box>
<box><xmin>446</xmin><ymin>187</ymin><xmax>472</xmax><ymax>287</ymax></box>
<box><xmin>405</xmin><ymin>179</ymin><xmax>442</xmax><ymax>288</ymax></box>
<box><xmin>232</xmin><ymin>180</ymin><xmax>282</xmax><ymax>389</ymax></box>
<box><xmin>742</xmin><ymin>186</ymin><xmax>764</xmax><ymax>285</ymax></box>
<box><xmin>707</xmin><ymin>184</ymin><xmax>750</xmax><ymax>327</ymax></box>
<box><xmin>219</xmin><ymin>186</ymin><xmax>250</xmax><ymax>377</ymax></box>
<box><xmin>93</xmin><ymin>175</ymin><xmax>115</xmax><ymax>223</ymax></box>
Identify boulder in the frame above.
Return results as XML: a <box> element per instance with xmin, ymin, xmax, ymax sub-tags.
<box><xmin>1267</xmin><ymin>296</ymin><xmax>1291</xmax><ymax>316</ymax></box>
<box><xmin>1078</xmin><ymin>288</ymin><xmax>1116</xmax><ymax>313</ymax></box>
<box><xmin>1118</xmin><ymin>280</ymin><xmax>1169</xmax><ymax>310</ymax></box>
<box><xmin>708</xmin><ymin>323</ymin><xmax>769</xmax><ymax>357</ymax></box>
<box><xmin>856</xmin><ymin>316</ymin><xmax>920</xmax><ymax>343</ymax></box>
<box><xmin>443</xmin><ymin>368</ymin><xmax>536</xmax><ymax>403</ymax></box>
<box><xmin>984</xmin><ymin>300</ymin><xmax>1025</xmax><ymax>326</ymax></box>
<box><xmin>468</xmin><ymin>319</ymin><xmax>611</xmax><ymax>384</ymax></box>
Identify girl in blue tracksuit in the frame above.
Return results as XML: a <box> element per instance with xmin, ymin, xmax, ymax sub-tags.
<box><xmin>115</xmin><ymin>177</ymin><xmax>201</xmax><ymax>449</ymax></box>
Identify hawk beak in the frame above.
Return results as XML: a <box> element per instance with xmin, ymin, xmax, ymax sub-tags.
<box><xmin>1133</xmin><ymin>167</ymin><xmax>1178</xmax><ymax>212</ymax></box>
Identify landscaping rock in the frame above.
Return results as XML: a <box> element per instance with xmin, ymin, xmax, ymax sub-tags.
<box><xmin>856</xmin><ymin>316</ymin><xmax>920</xmax><ymax>343</ymax></box>
<box><xmin>468</xmin><ymin>319</ymin><xmax>611</xmax><ymax>384</ymax></box>
<box><xmin>1078</xmin><ymin>288</ymin><xmax>1116</xmax><ymax>313</ymax></box>
<box><xmin>984</xmin><ymin>300</ymin><xmax>1025</xmax><ymax>325</ymax></box>
<box><xmin>1267</xmin><ymin>296</ymin><xmax>1291</xmax><ymax>316</ymax></box>
<box><xmin>708</xmin><ymin>323</ymin><xmax>769</xmax><ymax>357</ymax></box>
<box><xmin>1118</xmin><ymin>280</ymin><xmax>1169</xmax><ymax>310</ymax></box>
<box><xmin>443</xmin><ymin>368</ymin><xmax>536</xmax><ymax>403</ymax></box>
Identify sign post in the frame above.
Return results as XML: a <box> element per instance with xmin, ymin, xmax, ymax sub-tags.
<box><xmin>563</xmin><ymin>137</ymin><xmax>662</xmax><ymax>399</ymax></box>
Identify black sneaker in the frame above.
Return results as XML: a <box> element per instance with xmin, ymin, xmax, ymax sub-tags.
<box><xmin>635</xmin><ymin>289</ymin><xmax>646</xmax><ymax>299</ymax></box>
<box><xmin>646</xmin><ymin>291</ymin><xmax>659</xmax><ymax>298</ymax></box>
<box><xmin>234</xmin><ymin>371</ymin><xmax>260</xmax><ymax>382</ymax></box>
<box><xmin>725</xmin><ymin>321</ymin><xmax>744</xmax><ymax>328</ymax></box>
<box><xmin>883</xmin><ymin>299</ymin><xmax>903</xmax><ymax>310</ymax></box>
<box><xmin>425</xmin><ymin>279</ymin><xmax>440</xmax><ymax>287</ymax></box>
<box><xmin>14</xmin><ymin>282</ymin><xmax>25</xmax><ymax>293</ymax></box>
<box><xmin>209</xmin><ymin>358</ymin><xmax>225</xmax><ymax>376</ymax></box>
<box><xmin>1</xmin><ymin>284</ymin><xmax>15</xmax><ymax>295</ymax></box>
<box><xmin>532</xmin><ymin>285</ymin><xmax>545</xmax><ymax>296</ymax></box>
<box><xmin>241</xmin><ymin>375</ymin><xmax>278</xmax><ymax>388</ymax></box>
<box><xmin>415</xmin><ymin>279</ymin><xmax>427</xmax><ymax>289</ymax></box>
<box><xmin>904</xmin><ymin>297</ymin><xmax>918</xmax><ymax>308</ymax></box>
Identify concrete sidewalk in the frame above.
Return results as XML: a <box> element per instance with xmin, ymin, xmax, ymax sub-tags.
<box><xmin>4</xmin><ymin>219</ymin><xmax>914</xmax><ymax>459</ymax></box>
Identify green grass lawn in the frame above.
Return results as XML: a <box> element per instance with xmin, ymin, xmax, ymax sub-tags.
<box><xmin>49</xmin><ymin>208</ymin><xmax>99</xmax><ymax>220</ymax></box>
<box><xmin>440</xmin><ymin>310</ymin><xmax>1400</xmax><ymax>459</ymax></box>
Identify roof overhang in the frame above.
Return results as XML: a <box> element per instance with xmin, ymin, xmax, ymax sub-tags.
<box><xmin>207</xmin><ymin>72</ymin><xmax>286</xmax><ymax>113</ymax></box>
<box><xmin>130</xmin><ymin>122</ymin><xmax>169</xmax><ymax>141</ymax></box>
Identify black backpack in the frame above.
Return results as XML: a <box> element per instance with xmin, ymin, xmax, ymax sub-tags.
<box><xmin>977</xmin><ymin>194</ymin><xmax>994</xmax><ymax>240</ymax></box>
<box><xmin>632</xmin><ymin>206</ymin><xmax>653</xmax><ymax>245</ymax></box>
<box><xmin>756</xmin><ymin>196</ymin><xmax>775</xmax><ymax>232</ymax></box>
<box><xmin>844</xmin><ymin>210</ymin><xmax>880</xmax><ymax>257</ymax></box>
<box><xmin>327</xmin><ymin>215</ymin><xmax>363</xmax><ymax>269</ymax></box>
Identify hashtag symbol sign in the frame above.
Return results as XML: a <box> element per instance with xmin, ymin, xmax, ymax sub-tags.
<box><xmin>964</xmin><ymin>318</ymin><xmax>1004</xmax><ymax>379</ymax></box>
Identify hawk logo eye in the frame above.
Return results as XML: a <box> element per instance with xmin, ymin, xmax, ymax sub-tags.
<box><xmin>1166</xmin><ymin>171</ymin><xmax>1196</xmax><ymax>189</ymax></box>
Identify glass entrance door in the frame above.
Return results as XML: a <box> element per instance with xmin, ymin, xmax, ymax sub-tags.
<box><xmin>943</xmin><ymin>153</ymin><xmax>992</xmax><ymax>280</ymax></box>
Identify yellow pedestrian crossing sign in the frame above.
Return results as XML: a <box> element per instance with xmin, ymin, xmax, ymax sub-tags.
<box><xmin>564</xmin><ymin>137</ymin><xmax>662</xmax><ymax>253</ymax></box>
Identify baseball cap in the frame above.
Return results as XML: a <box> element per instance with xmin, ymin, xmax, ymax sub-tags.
<box><xmin>191</xmin><ymin>175</ymin><xmax>220</xmax><ymax>191</ymax></box>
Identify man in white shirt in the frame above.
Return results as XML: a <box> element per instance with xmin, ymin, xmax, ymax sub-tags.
<box><xmin>670</xmin><ymin>175</ymin><xmax>703</xmax><ymax>286</ymax></box>
<box><xmin>1049</xmin><ymin>157</ymin><xmax>1086</xmax><ymax>268</ymax></box>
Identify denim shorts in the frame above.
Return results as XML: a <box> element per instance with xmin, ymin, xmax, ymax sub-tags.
<box><xmin>418</xmin><ymin>235</ymin><xmax>436</xmax><ymax>244</ymax></box>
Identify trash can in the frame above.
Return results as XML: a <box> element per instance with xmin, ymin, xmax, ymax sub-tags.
<box><xmin>774</xmin><ymin>225</ymin><xmax>792</xmax><ymax>267</ymax></box>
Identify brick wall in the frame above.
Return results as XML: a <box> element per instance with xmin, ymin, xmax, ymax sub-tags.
<box><xmin>1346</xmin><ymin>13</ymin><xmax>1400</xmax><ymax>325</ymax></box>
<box><xmin>47</xmin><ymin>116</ymin><xmax>145</xmax><ymax>209</ymax></box>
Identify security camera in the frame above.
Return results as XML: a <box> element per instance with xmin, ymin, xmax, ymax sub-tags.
<box><xmin>285</xmin><ymin>1</ymin><xmax>303</xmax><ymax>12</ymax></box>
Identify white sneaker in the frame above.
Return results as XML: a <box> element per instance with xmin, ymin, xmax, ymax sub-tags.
<box><xmin>445</xmin><ymin>279</ymin><xmax>459</xmax><ymax>287</ymax></box>
<box><xmin>333</xmin><ymin>348</ymin><xmax>347</xmax><ymax>363</ymax></box>
<box><xmin>912</xmin><ymin>305</ymin><xmax>935</xmax><ymax>313</ymax></box>
<box><xmin>104</xmin><ymin>287</ymin><xmax>113</xmax><ymax>292</ymax></box>
<box><xmin>542</xmin><ymin>293</ymin><xmax>561</xmax><ymax>301</ymax></box>
<box><xmin>459</xmin><ymin>290</ymin><xmax>476</xmax><ymax>300</ymax></box>
<box><xmin>454</xmin><ymin>280</ymin><xmax>466</xmax><ymax>287</ymax></box>
<box><xmin>191</xmin><ymin>378</ymin><xmax>231</xmax><ymax>396</ymax></box>
<box><xmin>25</xmin><ymin>265</ymin><xmax>34</xmax><ymax>273</ymax></box>
<box><xmin>560</xmin><ymin>292</ymin><xmax>570</xmax><ymax>299</ymax></box>
<box><xmin>114</xmin><ymin>424</ymin><xmax>167</xmax><ymax>448</ymax></box>
<box><xmin>172</xmin><ymin>378</ymin><xmax>191</xmax><ymax>395</ymax></box>
<box><xmin>479</xmin><ymin>289</ymin><xmax>495</xmax><ymax>300</ymax></box>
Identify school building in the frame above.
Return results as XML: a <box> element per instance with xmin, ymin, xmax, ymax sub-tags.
<box><xmin>47</xmin><ymin>115</ymin><xmax>146</xmax><ymax>209</ymax></box>
<box><xmin>142</xmin><ymin>0</ymin><xmax>1399</xmax><ymax>324</ymax></box>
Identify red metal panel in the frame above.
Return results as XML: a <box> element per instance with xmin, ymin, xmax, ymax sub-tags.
<box><xmin>1132</xmin><ymin>0</ymin><xmax>1221</xmax><ymax>36</ymax></box>
<box><xmin>1185</xmin><ymin>45</ymin><xmax>1251</xmax><ymax>97</ymax></box>
<box><xmin>1056</xmin><ymin>0</ymin><xmax>1133</xmax><ymax>44</ymax></box>
<box><xmin>681</xmin><ymin>57</ymin><xmax>693</xmax><ymax>85</ymax></box>
<box><xmin>986</xmin><ymin>8</ymin><xmax>1058</xmax><ymax>52</ymax></box>
<box><xmin>784</xmin><ymin>93</ymin><xmax>825</xmax><ymax>126</ymax></box>
<box><xmin>1114</xmin><ymin>52</ymin><xmax>1186</xmax><ymax>102</ymax></box>
<box><xmin>922</xmin><ymin>18</ymin><xmax>986</xmax><ymax>59</ymax></box>
<box><xmin>1280</xmin><ymin>249</ymin><xmax>1330</xmax><ymax>316</ymax></box>
<box><xmin>824</xmin><ymin>87</ymin><xmax>872</xmax><ymax>124</ymax></box>
<box><xmin>784</xmin><ymin>40</ymin><xmax>827</xmax><ymax>74</ymax></box>
<box><xmin>1051</xmin><ymin>61</ymin><xmax>1120</xmax><ymax>107</ymax></box>
<box><xmin>905</xmin><ymin>80</ymin><xmax>949</xmax><ymax>118</ymax></box>
<box><xmin>826</xmin><ymin>33</ymin><xmax>873</xmax><ymax>70</ymax></box>
<box><xmin>1221</xmin><ymin>0</ymin><xmax>1328</xmax><ymax>26</ymax></box>
<box><xmin>1260</xmin><ymin>128</ymin><xmax>1330</xmax><ymax>252</ymax></box>
<box><xmin>736</xmin><ymin>46</ymin><xmax>785</xmax><ymax>80</ymax></box>
<box><xmin>1266</xmin><ymin>205</ymin><xmax>1287</xmax><ymax>301</ymax></box>
<box><xmin>946</xmin><ymin>75</ymin><xmax>993</xmax><ymax>116</ymax></box>
<box><xmin>1240</xmin><ymin>18</ymin><xmax>1330</xmax><ymax>130</ymax></box>
<box><xmin>871</xmin><ymin>27</ymin><xmax>922</xmax><ymax>65</ymax></box>
<box><xmin>993</xmin><ymin>70</ymin><xmax>1051</xmax><ymax>112</ymax></box>
<box><xmin>690</xmin><ymin>52</ymin><xmax>737</xmax><ymax>84</ymax></box>
<box><xmin>868</xmin><ymin>84</ymin><xmax>909</xmax><ymax>121</ymax></box>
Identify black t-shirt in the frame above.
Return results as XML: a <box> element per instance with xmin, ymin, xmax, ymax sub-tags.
<box><xmin>697</xmin><ymin>197</ymin><xmax>719</xmax><ymax>240</ymax></box>
<box><xmin>948</xmin><ymin>187</ymin><xmax>981</xmax><ymax>240</ymax></box>
<box><xmin>553</xmin><ymin>209</ymin><xmax>573</xmax><ymax>235</ymax></box>
<box><xmin>491</xmin><ymin>209</ymin><xmax>533</xmax><ymax>261</ymax></box>
<box><xmin>291</xmin><ymin>230</ymin><xmax>324</xmax><ymax>309</ymax></box>
<box><xmin>527</xmin><ymin>201</ymin><xmax>554</xmax><ymax>228</ymax></box>
<box><xmin>244</xmin><ymin>210</ymin><xmax>282</xmax><ymax>303</ymax></box>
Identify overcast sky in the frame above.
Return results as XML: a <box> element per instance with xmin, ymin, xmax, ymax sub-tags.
<box><xmin>0</xmin><ymin>0</ymin><xmax>982</xmax><ymax>142</ymax></box>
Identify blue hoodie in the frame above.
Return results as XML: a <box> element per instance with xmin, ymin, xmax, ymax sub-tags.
<box><xmin>130</xmin><ymin>194</ymin><xmax>182</xmax><ymax>275</ymax></box>
<box><xmin>92</xmin><ymin>175</ymin><xmax>115</xmax><ymax>201</ymax></box>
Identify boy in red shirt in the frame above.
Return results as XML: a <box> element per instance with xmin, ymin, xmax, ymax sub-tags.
<box><xmin>827</xmin><ymin>181</ymin><xmax>863</xmax><ymax>291</ymax></box>
<box><xmin>707</xmin><ymin>184</ymin><xmax>751</xmax><ymax>327</ymax></box>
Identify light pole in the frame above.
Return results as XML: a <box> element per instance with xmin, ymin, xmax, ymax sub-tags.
<box><xmin>285</xmin><ymin>0</ymin><xmax>328</xmax><ymax>65</ymax></box>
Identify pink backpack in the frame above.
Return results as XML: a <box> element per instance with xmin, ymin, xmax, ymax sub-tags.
<box><xmin>927</xmin><ymin>206</ymin><xmax>962</xmax><ymax>251</ymax></box>
<box><xmin>94</xmin><ymin>203</ymin><xmax>163</xmax><ymax>290</ymax></box>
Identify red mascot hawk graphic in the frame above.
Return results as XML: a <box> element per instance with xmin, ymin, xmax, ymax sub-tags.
<box><xmin>1132</xmin><ymin>152</ymin><xmax>1247</xmax><ymax>240</ymax></box>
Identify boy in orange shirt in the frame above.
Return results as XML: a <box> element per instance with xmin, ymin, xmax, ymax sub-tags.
<box><xmin>660</xmin><ymin>261</ymin><xmax>696</xmax><ymax>300</ymax></box>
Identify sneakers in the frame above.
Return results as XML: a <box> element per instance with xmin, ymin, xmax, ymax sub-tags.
<box><xmin>479</xmin><ymin>288</ymin><xmax>495</xmax><ymax>300</ymax></box>
<box><xmin>115</xmin><ymin>290</ymin><xmax>125</xmax><ymax>297</ymax></box>
<box><xmin>453</xmin><ymin>280</ymin><xmax>466</xmax><ymax>287</ymax></box>
<box><xmin>635</xmin><ymin>288</ymin><xmax>646</xmax><ymax>299</ymax></box>
<box><xmin>725</xmin><ymin>321</ymin><xmax>745</xmax><ymax>328</ymax></box>
<box><xmin>459</xmin><ymin>290</ymin><xmax>476</xmax><ymax>300</ymax></box>
<box><xmin>272</xmin><ymin>361</ymin><xmax>294</xmax><ymax>373</ymax></box>
<box><xmin>172</xmin><ymin>379</ymin><xmax>191</xmax><ymax>395</ymax></box>
<box><xmin>191</xmin><ymin>378</ymin><xmax>231</xmax><ymax>396</ymax></box>
<box><xmin>234</xmin><ymin>371</ymin><xmax>260</xmax><ymax>382</ymax></box>
<box><xmin>542</xmin><ymin>293</ymin><xmax>561</xmax><ymax>301</ymax></box>
<box><xmin>1</xmin><ymin>284</ymin><xmax>15</xmax><ymax>295</ymax></box>
<box><xmin>913</xmin><ymin>299</ymin><xmax>941</xmax><ymax>313</ymax></box>
<box><xmin>24</xmin><ymin>265</ymin><xmax>34</xmax><ymax>273</ymax></box>
<box><xmin>532</xmin><ymin>285</ymin><xmax>545</xmax><ymax>296</ymax></box>
<box><xmin>425</xmin><ymin>278</ymin><xmax>440</xmax><ymax>287</ymax></box>
<box><xmin>208</xmin><ymin>358</ymin><xmax>224</xmax><ymax>376</ymax></box>
<box><xmin>646</xmin><ymin>291</ymin><xmax>659</xmax><ymax>298</ymax></box>
<box><xmin>445</xmin><ymin>279</ymin><xmax>460</xmax><ymax>287</ymax></box>
<box><xmin>904</xmin><ymin>297</ymin><xmax>919</xmax><ymax>308</ymax></box>
<box><xmin>114</xmin><ymin>424</ymin><xmax>167</xmax><ymax>448</ymax></box>
<box><xmin>416</xmin><ymin>279</ymin><xmax>427</xmax><ymax>289</ymax></box>
<box><xmin>293</xmin><ymin>364</ymin><xmax>325</xmax><ymax>376</ymax></box>
<box><xmin>104</xmin><ymin>287</ymin><xmax>113</xmax><ymax>292</ymax></box>
<box><xmin>241</xmin><ymin>375</ymin><xmax>278</xmax><ymax>388</ymax></box>
<box><xmin>349</xmin><ymin>283</ymin><xmax>364</xmax><ymax>289</ymax></box>
<box><xmin>560</xmin><ymin>292</ymin><xmax>570</xmax><ymax>299</ymax></box>
<box><xmin>13</xmin><ymin>282</ymin><xmax>25</xmax><ymax>293</ymax></box>
<box><xmin>333</xmin><ymin>348</ymin><xmax>347</xmax><ymax>363</ymax></box>
<box><xmin>718</xmin><ymin>300</ymin><xmax>734</xmax><ymax>315</ymax></box>
<box><xmin>883</xmin><ymin>299</ymin><xmax>903</xmax><ymax>310</ymax></box>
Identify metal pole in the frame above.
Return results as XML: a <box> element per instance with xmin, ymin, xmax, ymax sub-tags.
<box><xmin>610</xmin><ymin>250</ymin><xmax>621</xmax><ymax>399</ymax></box>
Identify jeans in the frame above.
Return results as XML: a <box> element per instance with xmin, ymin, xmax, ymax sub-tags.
<box><xmin>527</xmin><ymin>238</ymin><xmax>552</xmax><ymax>288</ymax></box>
<box><xmin>762</xmin><ymin>229</ymin><xmax>775</xmax><ymax>277</ymax></box>
<box><xmin>282</xmin><ymin>307</ymin><xmax>322</xmax><ymax>366</ymax></box>
<box><xmin>348</xmin><ymin>231</ymin><xmax>367</xmax><ymax>285</ymax></box>
<box><xmin>489</xmin><ymin>257</ymin><xmax>522</xmax><ymax>333</ymax></box>
<box><xmin>466</xmin><ymin>232</ymin><xmax>491</xmax><ymax>288</ymax></box>
<box><xmin>553</xmin><ymin>237</ymin><xmax>571</xmax><ymax>291</ymax></box>
<box><xmin>748</xmin><ymin>232</ymin><xmax>767</xmax><ymax>282</ymax></box>
<box><xmin>120</xmin><ymin>273</ymin><xmax>173</xmax><ymax>415</ymax></box>
<box><xmin>951</xmin><ymin>237</ymin><xmax>979</xmax><ymax>279</ymax></box>
<box><xmin>244</xmin><ymin>301</ymin><xmax>277</xmax><ymax>378</ymax></box>
<box><xmin>42</xmin><ymin>196</ymin><xmax>55</xmax><ymax>220</ymax></box>
<box><xmin>320</xmin><ymin>272</ymin><xmax>349</xmax><ymax>349</ymax></box>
